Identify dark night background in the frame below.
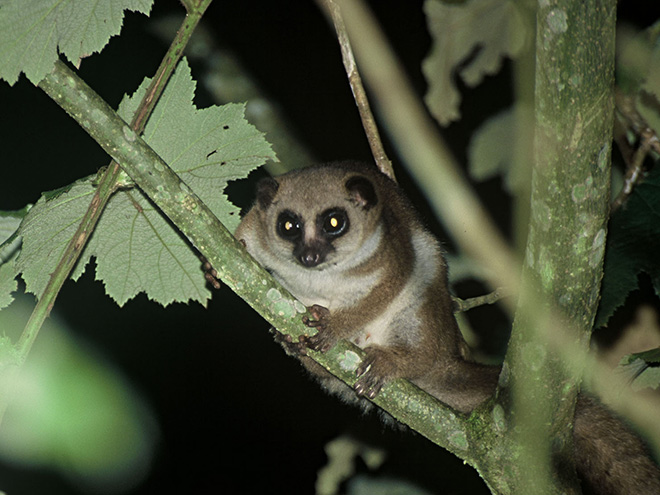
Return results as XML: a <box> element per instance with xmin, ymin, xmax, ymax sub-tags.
<box><xmin>0</xmin><ymin>1</ymin><xmax>657</xmax><ymax>494</ymax></box>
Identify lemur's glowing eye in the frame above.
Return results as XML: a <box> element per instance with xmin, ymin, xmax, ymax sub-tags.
<box><xmin>321</xmin><ymin>209</ymin><xmax>348</xmax><ymax>237</ymax></box>
<box><xmin>277</xmin><ymin>211</ymin><xmax>302</xmax><ymax>240</ymax></box>
<box><xmin>284</xmin><ymin>220</ymin><xmax>296</xmax><ymax>231</ymax></box>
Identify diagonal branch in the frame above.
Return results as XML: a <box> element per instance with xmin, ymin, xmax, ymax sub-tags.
<box><xmin>34</xmin><ymin>57</ymin><xmax>480</xmax><ymax>463</ymax></box>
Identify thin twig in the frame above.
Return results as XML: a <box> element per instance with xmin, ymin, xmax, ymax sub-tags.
<box><xmin>452</xmin><ymin>287</ymin><xmax>509</xmax><ymax>313</ymax></box>
<box><xmin>612</xmin><ymin>90</ymin><xmax>660</xmax><ymax>212</ymax></box>
<box><xmin>615</xmin><ymin>90</ymin><xmax>660</xmax><ymax>155</ymax></box>
<box><xmin>611</xmin><ymin>128</ymin><xmax>654</xmax><ymax>212</ymax></box>
<box><xmin>316</xmin><ymin>0</ymin><xmax>395</xmax><ymax>180</ymax></box>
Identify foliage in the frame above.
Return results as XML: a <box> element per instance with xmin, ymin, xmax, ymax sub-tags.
<box><xmin>0</xmin><ymin>0</ymin><xmax>659</xmax><ymax>493</ymax></box>
<box><xmin>597</xmin><ymin>166</ymin><xmax>660</xmax><ymax>327</ymax></box>
<box><xmin>0</xmin><ymin>0</ymin><xmax>274</xmax><ymax>490</ymax></box>
<box><xmin>13</xmin><ymin>60</ymin><xmax>273</xmax><ymax>307</ymax></box>
<box><xmin>0</xmin><ymin>209</ymin><xmax>26</xmax><ymax>310</ymax></box>
<box><xmin>422</xmin><ymin>0</ymin><xmax>528</xmax><ymax>125</ymax></box>
<box><xmin>0</xmin><ymin>297</ymin><xmax>156</xmax><ymax>492</ymax></box>
<box><xmin>0</xmin><ymin>0</ymin><xmax>153</xmax><ymax>85</ymax></box>
<box><xmin>467</xmin><ymin>106</ymin><xmax>521</xmax><ymax>193</ymax></box>
<box><xmin>619</xmin><ymin>348</ymin><xmax>660</xmax><ymax>391</ymax></box>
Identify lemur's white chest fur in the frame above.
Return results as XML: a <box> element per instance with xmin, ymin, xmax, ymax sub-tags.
<box><xmin>356</xmin><ymin>230</ymin><xmax>440</xmax><ymax>347</ymax></box>
<box><xmin>270</xmin><ymin>225</ymin><xmax>384</xmax><ymax>310</ymax></box>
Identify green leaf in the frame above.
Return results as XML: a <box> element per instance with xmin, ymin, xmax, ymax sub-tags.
<box><xmin>0</xmin><ymin>260</ymin><xmax>17</xmax><ymax>311</ymax></box>
<box><xmin>468</xmin><ymin>106</ymin><xmax>529</xmax><ymax>193</ymax></box>
<box><xmin>317</xmin><ymin>435</ymin><xmax>386</xmax><ymax>495</ymax></box>
<box><xmin>0</xmin><ymin>207</ymin><xmax>31</xmax><ymax>310</ymax></box>
<box><xmin>15</xmin><ymin>178</ymin><xmax>93</xmax><ymax>300</ymax></box>
<box><xmin>84</xmin><ymin>183</ymin><xmax>215</xmax><ymax>307</ymax></box>
<box><xmin>115</xmin><ymin>58</ymin><xmax>274</xmax><ymax>233</ymax></box>
<box><xmin>616</xmin><ymin>25</ymin><xmax>653</xmax><ymax>95</ymax></box>
<box><xmin>621</xmin><ymin>348</ymin><xmax>660</xmax><ymax>366</ymax></box>
<box><xmin>0</xmin><ymin>296</ymin><xmax>156</xmax><ymax>492</ymax></box>
<box><xmin>422</xmin><ymin>0</ymin><xmax>528</xmax><ymax>126</ymax></box>
<box><xmin>17</xmin><ymin>59</ymin><xmax>276</xmax><ymax>307</ymax></box>
<box><xmin>0</xmin><ymin>0</ymin><xmax>153</xmax><ymax>85</ymax></box>
<box><xmin>0</xmin><ymin>206</ymin><xmax>29</xmax><ymax>245</ymax></box>
<box><xmin>596</xmin><ymin>167</ymin><xmax>660</xmax><ymax>327</ymax></box>
<box><xmin>641</xmin><ymin>22</ymin><xmax>660</xmax><ymax>102</ymax></box>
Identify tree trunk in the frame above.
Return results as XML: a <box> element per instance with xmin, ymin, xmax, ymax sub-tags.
<box><xmin>496</xmin><ymin>0</ymin><xmax>616</xmax><ymax>492</ymax></box>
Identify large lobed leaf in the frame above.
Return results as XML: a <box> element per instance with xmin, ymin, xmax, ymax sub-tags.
<box><xmin>0</xmin><ymin>0</ymin><xmax>153</xmax><ymax>85</ymax></box>
<box><xmin>14</xmin><ymin>59</ymin><xmax>276</xmax><ymax>307</ymax></box>
<box><xmin>422</xmin><ymin>0</ymin><xmax>527</xmax><ymax>126</ymax></box>
<box><xmin>596</xmin><ymin>167</ymin><xmax>660</xmax><ymax>327</ymax></box>
<box><xmin>0</xmin><ymin>208</ymin><xmax>29</xmax><ymax>310</ymax></box>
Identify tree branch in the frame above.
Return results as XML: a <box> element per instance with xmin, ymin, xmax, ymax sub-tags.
<box><xmin>20</xmin><ymin>3</ymin><xmax>213</xmax><ymax>358</ymax></box>
<box><xmin>316</xmin><ymin>0</ymin><xmax>394</xmax><ymax>180</ymax></box>
<box><xmin>611</xmin><ymin>91</ymin><xmax>660</xmax><ymax>212</ymax></box>
<box><xmin>332</xmin><ymin>0</ymin><xmax>521</xmax><ymax>299</ymax></box>
<box><xmin>330</xmin><ymin>0</ymin><xmax>630</xmax><ymax>492</ymax></box>
<box><xmin>505</xmin><ymin>2</ymin><xmax>617</xmax><ymax>490</ymax></box>
<box><xmin>34</xmin><ymin>56</ymin><xmax>480</xmax><ymax>462</ymax></box>
<box><xmin>452</xmin><ymin>288</ymin><xmax>510</xmax><ymax>313</ymax></box>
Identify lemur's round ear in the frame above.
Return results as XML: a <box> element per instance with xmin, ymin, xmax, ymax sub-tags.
<box><xmin>256</xmin><ymin>177</ymin><xmax>279</xmax><ymax>209</ymax></box>
<box><xmin>345</xmin><ymin>175</ymin><xmax>378</xmax><ymax>210</ymax></box>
